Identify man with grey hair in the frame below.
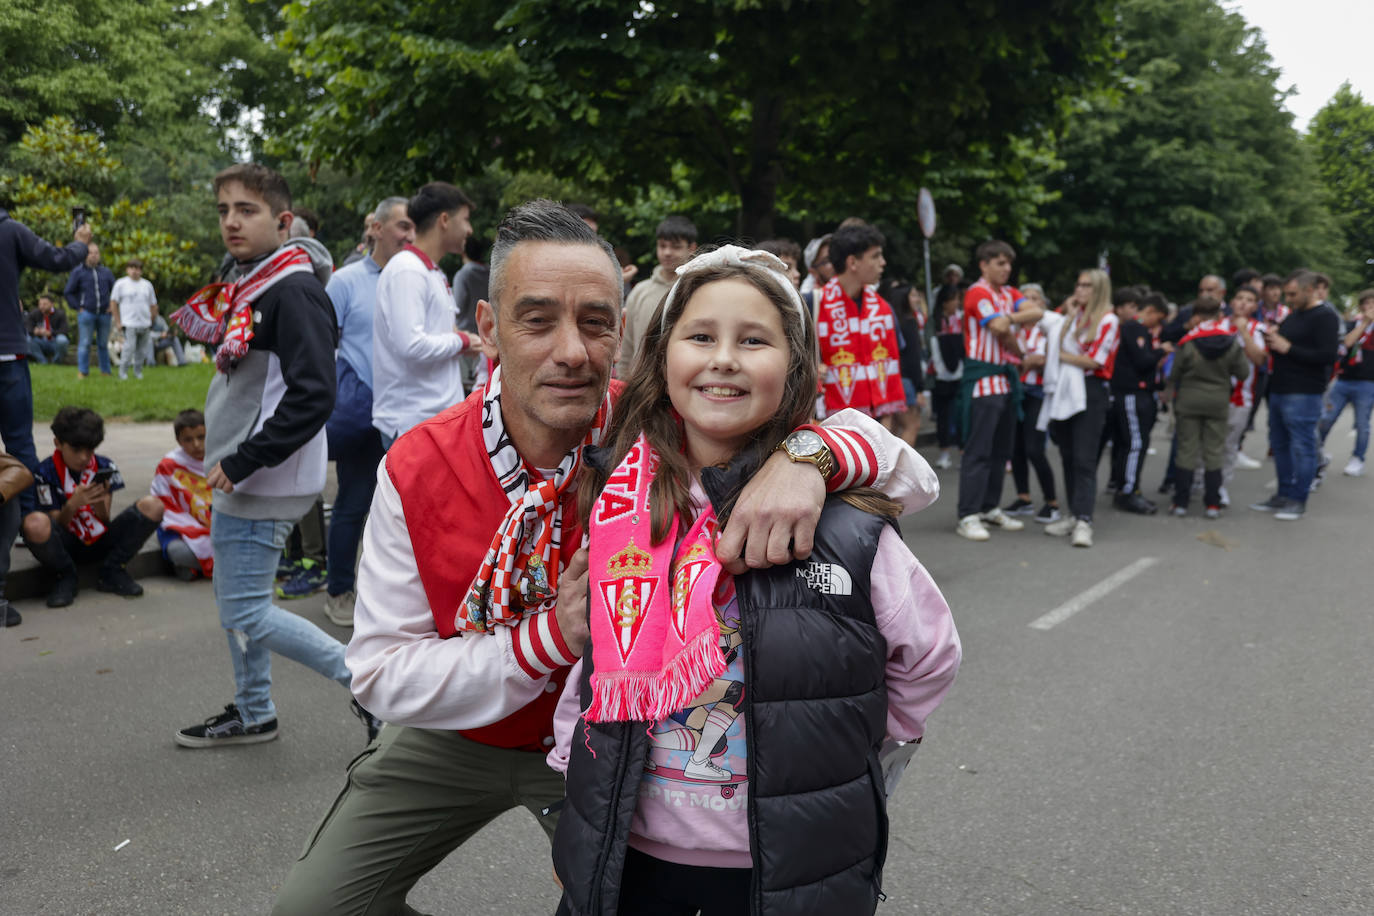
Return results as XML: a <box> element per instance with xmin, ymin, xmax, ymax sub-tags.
<box><xmin>272</xmin><ymin>199</ymin><xmax>937</xmax><ymax>914</ymax></box>
<box><xmin>317</xmin><ymin>196</ymin><xmax>414</xmax><ymax>624</ymax></box>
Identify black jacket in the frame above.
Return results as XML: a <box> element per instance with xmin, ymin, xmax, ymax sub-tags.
<box><xmin>554</xmin><ymin>461</ymin><xmax>893</xmax><ymax>916</ymax></box>
<box><xmin>0</xmin><ymin>209</ymin><xmax>87</xmax><ymax>357</ymax></box>
<box><xmin>1270</xmin><ymin>305</ymin><xmax>1341</xmax><ymax>395</ymax></box>
<box><xmin>1110</xmin><ymin>319</ymin><xmax>1165</xmax><ymax>391</ymax></box>
<box><xmin>24</xmin><ymin>306</ymin><xmax>70</xmax><ymax>339</ymax></box>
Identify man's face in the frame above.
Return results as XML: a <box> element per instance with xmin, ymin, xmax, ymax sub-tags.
<box><xmin>371</xmin><ymin>204</ymin><xmax>416</xmax><ymax>264</ymax></box>
<box><xmin>656</xmin><ymin>238</ymin><xmax>696</xmax><ymax>275</ymax></box>
<box><xmin>217</xmin><ymin>181</ymin><xmax>282</xmax><ymax>260</ymax></box>
<box><xmin>127</xmin><ymin>265</ymin><xmax>142</xmax><ymax>281</ymax></box>
<box><xmin>981</xmin><ymin>254</ymin><xmax>1013</xmax><ymax>287</ymax></box>
<box><xmin>1262</xmin><ymin>284</ymin><xmax>1281</xmax><ymax>306</ymax></box>
<box><xmin>177</xmin><ymin>425</ymin><xmax>207</xmax><ymax>462</ymax></box>
<box><xmin>38</xmin><ymin>297</ymin><xmax>54</xmax><ymax>314</ymax></box>
<box><xmin>439</xmin><ymin>205</ymin><xmax>473</xmax><ymax>256</ymax></box>
<box><xmin>1283</xmin><ymin>281</ymin><xmax>1312</xmax><ymax>310</ymax></box>
<box><xmin>1231</xmin><ymin>290</ymin><xmax>1257</xmax><ymax>318</ymax></box>
<box><xmin>1198</xmin><ymin>276</ymin><xmax>1224</xmax><ymax>301</ymax></box>
<box><xmin>476</xmin><ymin>242</ymin><xmax>622</xmax><ymax>466</ymax></box>
<box><xmin>86</xmin><ymin>245</ymin><xmax>101</xmax><ymax>268</ymax></box>
<box><xmin>813</xmin><ymin>244</ymin><xmax>835</xmax><ymax>283</ymax></box>
<box><xmin>1141</xmin><ymin>306</ymin><xmax>1166</xmax><ymax>330</ymax></box>
<box><xmin>852</xmin><ymin>246</ymin><xmax>885</xmax><ymax>288</ymax></box>
<box><xmin>1117</xmin><ymin>302</ymin><xmax>1139</xmax><ymax>322</ymax></box>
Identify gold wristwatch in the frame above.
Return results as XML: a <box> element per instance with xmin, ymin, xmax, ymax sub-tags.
<box><xmin>774</xmin><ymin>428</ymin><xmax>836</xmax><ymax>481</ymax></box>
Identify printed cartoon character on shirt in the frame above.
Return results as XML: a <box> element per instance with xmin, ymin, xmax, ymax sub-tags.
<box><xmin>643</xmin><ymin>576</ymin><xmax>746</xmax><ymax>789</ymax></box>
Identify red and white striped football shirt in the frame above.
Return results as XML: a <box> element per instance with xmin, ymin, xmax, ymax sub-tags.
<box><xmin>1078</xmin><ymin>311</ymin><xmax>1120</xmax><ymax>380</ymax></box>
<box><xmin>963</xmin><ymin>278</ymin><xmax>1025</xmax><ymax>397</ymax></box>
<box><xmin>1019</xmin><ymin>323</ymin><xmax>1047</xmax><ymax>386</ymax></box>
<box><xmin>1231</xmin><ymin>319</ymin><xmax>1268</xmax><ymax>407</ymax></box>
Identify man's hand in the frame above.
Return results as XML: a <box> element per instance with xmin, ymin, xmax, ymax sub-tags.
<box><xmin>74</xmin><ymin>223</ymin><xmax>93</xmax><ymax>245</ymax></box>
<box><xmin>716</xmin><ymin>451</ymin><xmax>825</xmax><ymax>574</ymax></box>
<box><xmin>1266</xmin><ymin>329</ymin><xmax>1292</xmax><ymax>354</ymax></box>
<box><xmin>1023</xmin><ymin>353</ymin><xmax>1046</xmax><ymax>371</ymax></box>
<box><xmin>554</xmin><ymin>548</ymin><xmax>590</xmax><ymax>657</ymax></box>
<box><xmin>206</xmin><ymin>461</ymin><xmax>235</xmax><ymax>493</ymax></box>
<box><xmin>1160</xmin><ymin>341</ymin><xmax>1175</xmax><ymax>354</ymax></box>
<box><xmin>621</xmin><ymin>263</ymin><xmax>638</xmax><ymax>285</ymax></box>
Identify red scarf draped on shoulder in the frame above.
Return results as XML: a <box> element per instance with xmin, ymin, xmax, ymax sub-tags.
<box><xmin>816</xmin><ymin>278</ymin><xmax>905</xmax><ymax>418</ymax></box>
<box><xmin>1180</xmin><ymin>317</ymin><xmax>1235</xmax><ymax>345</ymax></box>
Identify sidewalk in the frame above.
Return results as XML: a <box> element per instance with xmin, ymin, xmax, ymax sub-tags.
<box><xmin>5</xmin><ymin>422</ymin><xmax>338</xmax><ymax>601</ymax></box>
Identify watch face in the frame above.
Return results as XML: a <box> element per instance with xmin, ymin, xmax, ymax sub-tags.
<box><xmin>787</xmin><ymin>429</ymin><xmax>825</xmax><ymax>456</ymax></box>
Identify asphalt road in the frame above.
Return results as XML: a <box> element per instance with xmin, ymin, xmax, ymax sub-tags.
<box><xmin>3</xmin><ymin>413</ymin><xmax>1372</xmax><ymax>915</ymax></box>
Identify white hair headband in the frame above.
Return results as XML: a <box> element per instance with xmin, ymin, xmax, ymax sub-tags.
<box><xmin>658</xmin><ymin>244</ymin><xmax>808</xmax><ymax>334</ymax></box>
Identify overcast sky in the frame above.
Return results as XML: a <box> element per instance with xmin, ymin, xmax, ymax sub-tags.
<box><xmin>1227</xmin><ymin>0</ymin><xmax>1374</xmax><ymax>131</ymax></box>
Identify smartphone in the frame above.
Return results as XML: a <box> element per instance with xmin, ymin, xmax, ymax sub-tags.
<box><xmin>89</xmin><ymin>467</ymin><xmax>117</xmax><ymax>488</ymax></box>
<box><xmin>71</xmin><ymin>206</ymin><xmax>87</xmax><ymax>234</ymax></box>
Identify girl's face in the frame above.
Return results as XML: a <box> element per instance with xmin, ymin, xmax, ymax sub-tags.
<box><xmin>1073</xmin><ymin>273</ymin><xmax>1094</xmax><ymax>307</ymax></box>
<box><xmin>666</xmin><ymin>278</ymin><xmax>790</xmax><ymax>470</ymax></box>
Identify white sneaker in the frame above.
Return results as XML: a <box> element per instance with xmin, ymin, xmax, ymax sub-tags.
<box><xmin>324</xmin><ymin>590</ymin><xmax>355</xmax><ymax>627</ymax></box>
<box><xmin>1044</xmin><ymin>516</ymin><xmax>1076</xmax><ymax>537</ymax></box>
<box><xmin>1235</xmin><ymin>452</ymin><xmax>1262</xmax><ymax>470</ymax></box>
<box><xmin>1217</xmin><ymin>486</ymin><xmax>1230</xmax><ymax>508</ymax></box>
<box><xmin>1071</xmin><ymin>519</ymin><xmax>1094</xmax><ymax>548</ymax></box>
<box><xmin>1344</xmin><ymin>457</ymin><xmax>1365</xmax><ymax>477</ymax></box>
<box><xmin>935</xmin><ymin>451</ymin><xmax>953</xmax><ymax>469</ymax></box>
<box><xmin>980</xmin><ymin>507</ymin><xmax>1025</xmax><ymax>531</ymax></box>
<box><xmin>956</xmin><ymin>515</ymin><xmax>991</xmax><ymax>541</ymax></box>
<box><xmin>683</xmin><ymin>756</ymin><xmax>732</xmax><ymax>781</ymax></box>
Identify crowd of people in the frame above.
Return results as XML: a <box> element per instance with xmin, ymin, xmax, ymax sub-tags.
<box><xmin>1</xmin><ymin>163</ymin><xmax>1370</xmax><ymax>915</ymax></box>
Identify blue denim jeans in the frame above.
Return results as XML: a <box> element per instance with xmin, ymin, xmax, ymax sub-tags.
<box><xmin>211</xmin><ymin>510</ymin><xmax>351</xmax><ymax>725</ymax></box>
<box><xmin>0</xmin><ymin>359</ymin><xmax>39</xmax><ymax>514</ymax></box>
<box><xmin>76</xmin><ymin>310</ymin><xmax>112</xmax><ymax>375</ymax></box>
<box><xmin>27</xmin><ymin>334</ymin><xmax>69</xmax><ymax>363</ymax></box>
<box><xmin>326</xmin><ymin>428</ymin><xmax>387</xmax><ymax>596</ymax></box>
<box><xmin>1269</xmin><ymin>392</ymin><xmax>1323</xmax><ymax>503</ymax></box>
<box><xmin>1319</xmin><ymin>378</ymin><xmax>1374</xmax><ymax>461</ymax></box>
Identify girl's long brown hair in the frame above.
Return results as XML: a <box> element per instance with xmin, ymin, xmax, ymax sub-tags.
<box><xmin>579</xmin><ymin>259</ymin><xmax>899</xmax><ymax>544</ymax></box>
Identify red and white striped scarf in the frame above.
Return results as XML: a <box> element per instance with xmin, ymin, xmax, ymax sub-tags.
<box><xmin>52</xmin><ymin>451</ymin><xmax>104</xmax><ymax>545</ymax></box>
<box><xmin>457</xmin><ymin>365</ymin><xmax>613</xmax><ymax>633</ymax></box>
<box><xmin>171</xmin><ymin>245</ymin><xmax>314</xmax><ymax>371</ymax></box>
<box><xmin>1180</xmin><ymin>317</ymin><xmax>1235</xmax><ymax>345</ymax></box>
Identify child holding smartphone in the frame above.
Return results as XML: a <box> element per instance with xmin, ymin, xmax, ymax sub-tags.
<box><xmin>22</xmin><ymin>406</ymin><xmax>163</xmax><ymax>606</ymax></box>
<box><xmin>549</xmin><ymin>247</ymin><xmax>961</xmax><ymax>916</ymax></box>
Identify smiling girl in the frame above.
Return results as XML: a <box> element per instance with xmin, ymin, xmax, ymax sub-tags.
<box><xmin>548</xmin><ymin>246</ymin><xmax>961</xmax><ymax>916</ymax></box>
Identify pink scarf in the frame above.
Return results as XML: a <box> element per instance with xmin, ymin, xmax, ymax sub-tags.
<box><xmin>457</xmin><ymin>366</ymin><xmax>613</xmax><ymax>633</ymax></box>
<box><xmin>584</xmin><ymin>435</ymin><xmax>727</xmax><ymax>723</ymax></box>
<box><xmin>171</xmin><ymin>245</ymin><xmax>314</xmax><ymax>371</ymax></box>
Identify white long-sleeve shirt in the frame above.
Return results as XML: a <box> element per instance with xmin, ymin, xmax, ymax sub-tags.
<box><xmin>346</xmin><ymin>408</ymin><xmax>939</xmax><ymax>729</ymax></box>
<box><xmin>372</xmin><ymin>247</ymin><xmax>472</xmax><ymax>438</ymax></box>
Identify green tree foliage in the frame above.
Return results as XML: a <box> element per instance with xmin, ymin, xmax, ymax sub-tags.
<box><xmin>1024</xmin><ymin>0</ymin><xmax>1354</xmax><ymax>299</ymax></box>
<box><xmin>1309</xmin><ymin>84</ymin><xmax>1374</xmax><ymax>288</ymax></box>
<box><xmin>1</xmin><ymin>118</ymin><xmax>204</xmax><ymax>306</ymax></box>
<box><xmin>278</xmin><ymin>0</ymin><xmax>1114</xmax><ymax>252</ymax></box>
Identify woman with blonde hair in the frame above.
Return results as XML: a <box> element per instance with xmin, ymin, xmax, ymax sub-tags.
<box><xmin>1046</xmin><ymin>268</ymin><xmax>1120</xmax><ymax>547</ymax></box>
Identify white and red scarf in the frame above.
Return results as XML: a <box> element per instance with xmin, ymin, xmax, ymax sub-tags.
<box><xmin>52</xmin><ymin>451</ymin><xmax>104</xmax><ymax>545</ymax></box>
<box><xmin>457</xmin><ymin>365</ymin><xmax>614</xmax><ymax>633</ymax></box>
<box><xmin>816</xmin><ymin>279</ymin><xmax>905</xmax><ymax>418</ymax></box>
<box><xmin>584</xmin><ymin>435</ymin><xmax>728</xmax><ymax>723</ymax></box>
<box><xmin>171</xmin><ymin>245</ymin><xmax>314</xmax><ymax>372</ymax></box>
<box><xmin>1180</xmin><ymin>317</ymin><xmax>1235</xmax><ymax>345</ymax></box>
<box><xmin>151</xmin><ymin>447</ymin><xmax>214</xmax><ymax>576</ymax></box>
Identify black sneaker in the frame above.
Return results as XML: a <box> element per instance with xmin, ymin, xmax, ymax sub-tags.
<box><xmin>97</xmin><ymin>566</ymin><xmax>144</xmax><ymax>597</ymax></box>
<box><xmin>1034</xmin><ymin>504</ymin><xmax>1062</xmax><ymax>524</ymax></box>
<box><xmin>276</xmin><ymin>554</ymin><xmax>299</xmax><ymax>581</ymax></box>
<box><xmin>351</xmin><ymin>698</ymin><xmax>382</xmax><ymax>743</ymax></box>
<box><xmin>175</xmin><ymin>704</ymin><xmax>278</xmax><ymax>748</ymax></box>
<box><xmin>1114</xmin><ymin>492</ymin><xmax>1159</xmax><ymax>515</ymax></box>
<box><xmin>46</xmin><ymin>571</ymin><xmax>79</xmax><ymax>608</ymax></box>
<box><xmin>1156</xmin><ymin>479</ymin><xmax>1173</xmax><ymax>495</ymax></box>
<box><xmin>1249</xmin><ymin>494</ymin><xmax>1286</xmax><ymax>512</ymax></box>
<box><xmin>1274</xmin><ymin>499</ymin><xmax>1305</xmax><ymax>521</ymax></box>
<box><xmin>1003</xmin><ymin>497</ymin><xmax>1035</xmax><ymax>516</ymax></box>
<box><xmin>1</xmin><ymin>602</ymin><xmax>20</xmax><ymax>628</ymax></box>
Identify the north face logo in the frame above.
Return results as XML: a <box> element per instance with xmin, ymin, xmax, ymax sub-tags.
<box><xmin>796</xmin><ymin>562</ymin><xmax>853</xmax><ymax>596</ymax></box>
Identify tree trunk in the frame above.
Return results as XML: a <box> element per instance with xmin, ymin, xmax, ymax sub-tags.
<box><xmin>737</xmin><ymin>92</ymin><xmax>785</xmax><ymax>241</ymax></box>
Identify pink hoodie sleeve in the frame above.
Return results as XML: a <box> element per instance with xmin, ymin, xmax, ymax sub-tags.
<box><xmin>547</xmin><ymin>659</ymin><xmax>584</xmax><ymax>776</ymax></box>
<box><xmin>870</xmin><ymin>526</ymin><xmax>961</xmax><ymax>742</ymax></box>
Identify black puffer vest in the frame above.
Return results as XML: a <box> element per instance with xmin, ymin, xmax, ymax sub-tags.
<box><xmin>553</xmin><ymin>462</ymin><xmax>894</xmax><ymax>915</ymax></box>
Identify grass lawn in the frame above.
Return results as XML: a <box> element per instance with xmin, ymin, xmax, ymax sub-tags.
<box><xmin>30</xmin><ymin>363</ymin><xmax>215</xmax><ymax>423</ymax></box>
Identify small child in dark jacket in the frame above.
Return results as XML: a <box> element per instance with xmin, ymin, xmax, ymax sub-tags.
<box><xmin>1167</xmin><ymin>298</ymin><xmax>1251</xmax><ymax>517</ymax></box>
<box><xmin>22</xmin><ymin>406</ymin><xmax>163</xmax><ymax>607</ymax></box>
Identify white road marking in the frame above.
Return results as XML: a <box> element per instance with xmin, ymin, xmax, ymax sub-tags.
<box><xmin>114</xmin><ymin>839</ymin><xmax>130</xmax><ymax>851</ymax></box>
<box><xmin>1029</xmin><ymin>557</ymin><xmax>1160</xmax><ymax>631</ymax></box>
